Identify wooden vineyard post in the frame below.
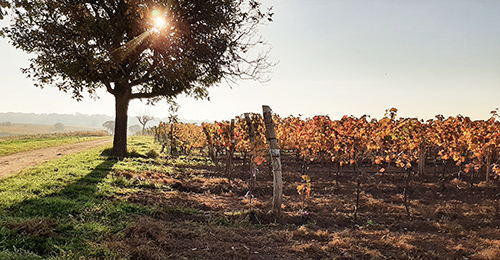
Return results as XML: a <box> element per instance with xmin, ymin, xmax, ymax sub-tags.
<box><xmin>169</xmin><ymin>123</ymin><xmax>175</xmax><ymax>156</ymax></box>
<box><xmin>486</xmin><ymin>145</ymin><xmax>492</xmax><ymax>186</ymax></box>
<box><xmin>226</xmin><ymin>119</ymin><xmax>235</xmax><ymax>183</ymax></box>
<box><xmin>418</xmin><ymin>143</ymin><xmax>426</xmax><ymax>177</ymax></box>
<box><xmin>440</xmin><ymin>160</ymin><xmax>447</xmax><ymax>192</ymax></box>
<box><xmin>403</xmin><ymin>167</ymin><xmax>412</xmax><ymax>217</ymax></box>
<box><xmin>262</xmin><ymin>105</ymin><xmax>283</xmax><ymax>218</ymax></box>
<box><xmin>202</xmin><ymin>126</ymin><xmax>216</xmax><ymax>164</ymax></box>
<box><xmin>244</xmin><ymin>113</ymin><xmax>257</xmax><ymax>192</ymax></box>
<box><xmin>160</xmin><ymin>123</ymin><xmax>169</xmax><ymax>154</ymax></box>
<box><xmin>163</xmin><ymin>123</ymin><xmax>168</xmax><ymax>143</ymax></box>
<box><xmin>353</xmin><ymin>169</ymin><xmax>362</xmax><ymax>221</ymax></box>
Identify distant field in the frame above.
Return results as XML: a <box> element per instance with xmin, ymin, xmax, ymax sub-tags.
<box><xmin>0</xmin><ymin>123</ymin><xmax>105</xmax><ymax>137</ymax></box>
<box><xmin>0</xmin><ymin>131</ymin><xmax>110</xmax><ymax>156</ymax></box>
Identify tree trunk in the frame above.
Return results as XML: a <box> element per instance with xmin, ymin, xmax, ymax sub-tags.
<box><xmin>263</xmin><ymin>105</ymin><xmax>283</xmax><ymax>218</ymax></box>
<box><xmin>112</xmin><ymin>90</ymin><xmax>130</xmax><ymax>157</ymax></box>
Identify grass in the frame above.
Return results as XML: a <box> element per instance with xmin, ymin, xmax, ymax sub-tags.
<box><xmin>0</xmin><ymin>136</ymin><xmax>157</xmax><ymax>259</ymax></box>
<box><xmin>0</xmin><ymin>132</ymin><xmax>110</xmax><ymax>156</ymax></box>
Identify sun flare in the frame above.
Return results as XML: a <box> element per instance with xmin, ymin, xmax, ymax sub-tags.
<box><xmin>151</xmin><ymin>9</ymin><xmax>167</xmax><ymax>33</ymax></box>
<box><xmin>154</xmin><ymin>16</ymin><xmax>166</xmax><ymax>30</ymax></box>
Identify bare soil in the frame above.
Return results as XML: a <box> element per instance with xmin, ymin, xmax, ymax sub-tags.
<box><xmin>109</xmin><ymin>156</ymin><xmax>500</xmax><ymax>260</ymax></box>
<box><xmin>0</xmin><ymin>138</ymin><xmax>112</xmax><ymax>178</ymax></box>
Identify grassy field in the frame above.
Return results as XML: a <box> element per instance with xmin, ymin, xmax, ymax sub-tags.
<box><xmin>0</xmin><ymin>132</ymin><xmax>110</xmax><ymax>157</ymax></box>
<box><xmin>0</xmin><ymin>137</ymin><xmax>152</xmax><ymax>259</ymax></box>
<box><xmin>0</xmin><ymin>123</ymin><xmax>105</xmax><ymax>137</ymax></box>
<box><xmin>1</xmin><ymin>136</ymin><xmax>499</xmax><ymax>259</ymax></box>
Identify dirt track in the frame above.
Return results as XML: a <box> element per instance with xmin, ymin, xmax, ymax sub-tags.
<box><xmin>0</xmin><ymin>138</ymin><xmax>113</xmax><ymax>178</ymax></box>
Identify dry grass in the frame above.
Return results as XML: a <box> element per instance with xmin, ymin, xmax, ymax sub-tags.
<box><xmin>7</xmin><ymin>218</ymin><xmax>58</xmax><ymax>238</ymax></box>
<box><xmin>103</xmin><ymin>155</ymin><xmax>500</xmax><ymax>259</ymax></box>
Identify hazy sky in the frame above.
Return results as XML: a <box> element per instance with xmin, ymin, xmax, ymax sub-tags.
<box><xmin>1</xmin><ymin>0</ymin><xmax>499</xmax><ymax>121</ymax></box>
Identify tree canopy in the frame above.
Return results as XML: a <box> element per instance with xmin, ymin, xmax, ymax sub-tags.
<box><xmin>4</xmin><ymin>0</ymin><xmax>273</xmax><ymax>156</ymax></box>
<box><xmin>0</xmin><ymin>0</ymin><xmax>9</xmax><ymax>20</ymax></box>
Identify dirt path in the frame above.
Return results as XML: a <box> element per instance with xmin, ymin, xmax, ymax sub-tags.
<box><xmin>0</xmin><ymin>138</ymin><xmax>113</xmax><ymax>178</ymax></box>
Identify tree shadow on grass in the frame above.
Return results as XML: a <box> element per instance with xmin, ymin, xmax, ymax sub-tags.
<box><xmin>9</xmin><ymin>158</ymin><xmax>118</xmax><ymax>218</ymax></box>
<box><xmin>0</xmin><ymin>155</ymin><xmax>147</xmax><ymax>258</ymax></box>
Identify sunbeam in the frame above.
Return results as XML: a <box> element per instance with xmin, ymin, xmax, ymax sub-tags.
<box><xmin>111</xmin><ymin>30</ymin><xmax>152</xmax><ymax>63</ymax></box>
<box><xmin>111</xmin><ymin>9</ymin><xmax>167</xmax><ymax>63</ymax></box>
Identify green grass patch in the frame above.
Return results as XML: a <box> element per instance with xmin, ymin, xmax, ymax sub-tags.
<box><xmin>0</xmin><ymin>139</ymin><xmax>157</xmax><ymax>258</ymax></box>
<box><xmin>126</xmin><ymin>135</ymin><xmax>162</xmax><ymax>159</ymax></box>
<box><xmin>0</xmin><ymin>132</ymin><xmax>110</xmax><ymax>156</ymax></box>
<box><xmin>0</xmin><ymin>135</ymin><xmax>207</xmax><ymax>258</ymax></box>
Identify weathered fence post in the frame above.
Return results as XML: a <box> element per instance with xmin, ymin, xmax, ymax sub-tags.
<box><xmin>486</xmin><ymin>145</ymin><xmax>492</xmax><ymax>185</ymax></box>
<box><xmin>245</xmin><ymin>113</ymin><xmax>257</xmax><ymax>192</ymax></box>
<box><xmin>418</xmin><ymin>142</ymin><xmax>426</xmax><ymax>177</ymax></box>
<box><xmin>262</xmin><ymin>105</ymin><xmax>283</xmax><ymax>218</ymax></box>
<box><xmin>169</xmin><ymin>123</ymin><xmax>175</xmax><ymax>156</ymax></box>
<box><xmin>226</xmin><ymin>119</ymin><xmax>235</xmax><ymax>183</ymax></box>
<box><xmin>202</xmin><ymin>126</ymin><xmax>216</xmax><ymax>164</ymax></box>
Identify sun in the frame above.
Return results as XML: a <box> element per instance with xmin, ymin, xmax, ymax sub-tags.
<box><xmin>151</xmin><ymin>9</ymin><xmax>166</xmax><ymax>33</ymax></box>
<box><xmin>154</xmin><ymin>16</ymin><xmax>166</xmax><ymax>30</ymax></box>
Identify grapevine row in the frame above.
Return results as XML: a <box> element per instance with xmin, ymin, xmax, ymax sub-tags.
<box><xmin>152</xmin><ymin>108</ymin><xmax>500</xmax><ymax>182</ymax></box>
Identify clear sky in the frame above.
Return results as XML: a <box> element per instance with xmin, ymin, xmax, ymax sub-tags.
<box><xmin>1</xmin><ymin>0</ymin><xmax>499</xmax><ymax>122</ymax></box>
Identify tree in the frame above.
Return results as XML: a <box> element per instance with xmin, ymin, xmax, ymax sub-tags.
<box><xmin>136</xmin><ymin>114</ymin><xmax>155</xmax><ymax>135</ymax></box>
<box><xmin>129</xmin><ymin>124</ymin><xmax>142</xmax><ymax>135</ymax></box>
<box><xmin>103</xmin><ymin>121</ymin><xmax>115</xmax><ymax>135</ymax></box>
<box><xmin>4</xmin><ymin>0</ymin><xmax>273</xmax><ymax>156</ymax></box>
<box><xmin>54</xmin><ymin>122</ymin><xmax>64</xmax><ymax>131</ymax></box>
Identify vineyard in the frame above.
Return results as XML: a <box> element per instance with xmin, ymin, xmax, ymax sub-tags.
<box><xmin>2</xmin><ymin>109</ymin><xmax>500</xmax><ymax>259</ymax></box>
<box><xmin>151</xmin><ymin>107</ymin><xmax>500</xmax><ymax>185</ymax></box>
<box><xmin>101</xmin><ymin>108</ymin><xmax>500</xmax><ymax>259</ymax></box>
<box><xmin>145</xmin><ymin>107</ymin><xmax>500</xmax><ymax>218</ymax></box>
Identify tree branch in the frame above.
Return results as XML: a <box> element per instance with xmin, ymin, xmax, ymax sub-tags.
<box><xmin>130</xmin><ymin>91</ymin><xmax>161</xmax><ymax>100</ymax></box>
<box><xmin>130</xmin><ymin>86</ymin><xmax>184</xmax><ymax>100</ymax></box>
<box><xmin>101</xmin><ymin>79</ymin><xmax>115</xmax><ymax>95</ymax></box>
